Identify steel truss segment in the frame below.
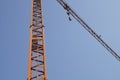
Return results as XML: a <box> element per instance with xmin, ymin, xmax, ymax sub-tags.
<box><xmin>28</xmin><ymin>0</ymin><xmax>48</xmax><ymax>80</ymax></box>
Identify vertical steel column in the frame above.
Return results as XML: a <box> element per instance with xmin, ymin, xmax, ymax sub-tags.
<box><xmin>28</xmin><ymin>0</ymin><xmax>48</xmax><ymax>80</ymax></box>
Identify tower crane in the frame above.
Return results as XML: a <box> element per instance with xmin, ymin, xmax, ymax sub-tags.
<box><xmin>57</xmin><ymin>0</ymin><xmax>120</xmax><ymax>61</ymax></box>
<box><xmin>27</xmin><ymin>0</ymin><xmax>120</xmax><ymax>80</ymax></box>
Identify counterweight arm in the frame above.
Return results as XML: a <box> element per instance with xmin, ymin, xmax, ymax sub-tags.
<box><xmin>57</xmin><ymin>0</ymin><xmax>120</xmax><ymax>61</ymax></box>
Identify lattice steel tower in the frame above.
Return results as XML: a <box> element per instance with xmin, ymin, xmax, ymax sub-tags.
<box><xmin>28</xmin><ymin>0</ymin><xmax>48</xmax><ymax>80</ymax></box>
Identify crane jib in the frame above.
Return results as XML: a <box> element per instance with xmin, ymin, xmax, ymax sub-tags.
<box><xmin>57</xmin><ymin>0</ymin><xmax>120</xmax><ymax>61</ymax></box>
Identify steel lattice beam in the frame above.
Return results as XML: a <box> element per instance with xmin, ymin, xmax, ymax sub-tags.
<box><xmin>28</xmin><ymin>0</ymin><xmax>48</xmax><ymax>80</ymax></box>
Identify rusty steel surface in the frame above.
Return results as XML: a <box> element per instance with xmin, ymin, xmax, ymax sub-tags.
<box><xmin>28</xmin><ymin>0</ymin><xmax>48</xmax><ymax>80</ymax></box>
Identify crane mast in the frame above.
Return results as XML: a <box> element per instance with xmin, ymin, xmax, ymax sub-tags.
<box><xmin>28</xmin><ymin>0</ymin><xmax>48</xmax><ymax>80</ymax></box>
<box><xmin>57</xmin><ymin>0</ymin><xmax>120</xmax><ymax>61</ymax></box>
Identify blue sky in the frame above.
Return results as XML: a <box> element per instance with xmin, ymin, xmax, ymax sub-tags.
<box><xmin>1</xmin><ymin>0</ymin><xmax>120</xmax><ymax>80</ymax></box>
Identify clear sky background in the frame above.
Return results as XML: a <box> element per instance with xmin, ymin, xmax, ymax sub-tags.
<box><xmin>1</xmin><ymin>0</ymin><xmax>120</xmax><ymax>80</ymax></box>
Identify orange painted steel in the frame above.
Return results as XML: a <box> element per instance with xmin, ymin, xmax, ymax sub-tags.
<box><xmin>28</xmin><ymin>0</ymin><xmax>48</xmax><ymax>80</ymax></box>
